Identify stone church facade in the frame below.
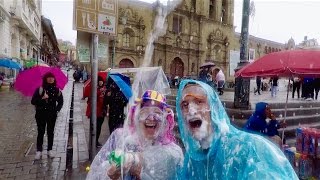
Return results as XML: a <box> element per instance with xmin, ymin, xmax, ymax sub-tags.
<box><xmin>111</xmin><ymin>0</ymin><xmax>236</xmax><ymax>79</ymax></box>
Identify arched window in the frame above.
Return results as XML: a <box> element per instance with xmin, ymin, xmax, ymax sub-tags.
<box><xmin>209</xmin><ymin>0</ymin><xmax>215</xmax><ymax>19</ymax></box>
<box><xmin>123</xmin><ymin>33</ymin><xmax>130</xmax><ymax>48</ymax></box>
<box><xmin>122</xmin><ymin>28</ymin><xmax>135</xmax><ymax>48</ymax></box>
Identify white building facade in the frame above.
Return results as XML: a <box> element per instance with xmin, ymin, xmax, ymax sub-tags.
<box><xmin>0</xmin><ymin>0</ymin><xmax>41</xmax><ymax>66</ymax></box>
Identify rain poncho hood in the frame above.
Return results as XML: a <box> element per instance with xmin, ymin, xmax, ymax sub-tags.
<box><xmin>254</xmin><ymin>102</ymin><xmax>268</xmax><ymax>119</ymax></box>
<box><xmin>244</xmin><ymin>102</ymin><xmax>280</xmax><ymax>136</ymax></box>
<box><xmin>176</xmin><ymin>80</ymin><xmax>298</xmax><ymax>179</ymax></box>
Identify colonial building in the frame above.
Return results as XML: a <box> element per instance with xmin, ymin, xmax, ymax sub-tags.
<box><xmin>0</xmin><ymin>0</ymin><xmax>41</xmax><ymax>64</ymax></box>
<box><xmin>234</xmin><ymin>32</ymin><xmax>284</xmax><ymax>60</ymax></box>
<box><xmin>75</xmin><ymin>0</ymin><xmax>286</xmax><ymax>81</ymax></box>
<box><xmin>40</xmin><ymin>16</ymin><xmax>60</xmax><ymax>65</ymax></box>
<box><xmin>111</xmin><ymin>0</ymin><xmax>235</xmax><ymax>79</ymax></box>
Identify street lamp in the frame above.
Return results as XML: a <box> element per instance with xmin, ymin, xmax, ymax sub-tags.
<box><xmin>234</xmin><ymin>0</ymin><xmax>251</xmax><ymax>109</ymax></box>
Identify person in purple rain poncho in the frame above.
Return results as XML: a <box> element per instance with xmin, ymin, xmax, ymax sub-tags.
<box><xmin>87</xmin><ymin>90</ymin><xmax>183</xmax><ymax>180</ymax></box>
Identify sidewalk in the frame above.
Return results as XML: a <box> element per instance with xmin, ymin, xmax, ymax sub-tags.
<box><xmin>0</xmin><ymin>71</ymin><xmax>73</xmax><ymax>180</ymax></box>
<box><xmin>65</xmin><ymin>82</ymin><xmax>110</xmax><ymax>179</ymax></box>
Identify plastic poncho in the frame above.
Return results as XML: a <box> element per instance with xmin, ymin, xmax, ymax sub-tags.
<box><xmin>244</xmin><ymin>102</ymin><xmax>280</xmax><ymax>136</ymax></box>
<box><xmin>176</xmin><ymin>80</ymin><xmax>298</xmax><ymax>180</ymax></box>
<box><xmin>87</xmin><ymin>93</ymin><xmax>183</xmax><ymax>180</ymax></box>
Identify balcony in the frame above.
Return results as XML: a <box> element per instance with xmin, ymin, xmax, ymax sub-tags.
<box><xmin>11</xmin><ymin>5</ymin><xmax>40</xmax><ymax>42</ymax></box>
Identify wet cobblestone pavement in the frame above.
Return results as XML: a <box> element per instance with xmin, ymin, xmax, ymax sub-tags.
<box><xmin>0</xmin><ymin>74</ymin><xmax>73</xmax><ymax>180</ymax></box>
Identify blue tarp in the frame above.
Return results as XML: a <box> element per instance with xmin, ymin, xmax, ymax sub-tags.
<box><xmin>0</xmin><ymin>58</ymin><xmax>21</xmax><ymax>69</ymax></box>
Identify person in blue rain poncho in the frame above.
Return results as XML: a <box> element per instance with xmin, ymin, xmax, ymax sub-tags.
<box><xmin>244</xmin><ymin>102</ymin><xmax>286</xmax><ymax>147</ymax></box>
<box><xmin>176</xmin><ymin>80</ymin><xmax>298</xmax><ymax>180</ymax></box>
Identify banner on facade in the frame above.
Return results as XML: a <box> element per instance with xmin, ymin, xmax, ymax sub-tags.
<box><xmin>73</xmin><ymin>0</ymin><xmax>118</xmax><ymax>36</ymax></box>
<box><xmin>229</xmin><ymin>50</ymin><xmax>240</xmax><ymax>76</ymax></box>
<box><xmin>78</xmin><ymin>45</ymin><xmax>90</xmax><ymax>63</ymax></box>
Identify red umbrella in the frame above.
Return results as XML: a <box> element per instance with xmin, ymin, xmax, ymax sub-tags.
<box><xmin>83</xmin><ymin>71</ymin><xmax>108</xmax><ymax>98</ymax></box>
<box><xmin>235</xmin><ymin>50</ymin><xmax>320</xmax><ymax>78</ymax></box>
<box><xmin>235</xmin><ymin>49</ymin><xmax>320</xmax><ymax>144</ymax></box>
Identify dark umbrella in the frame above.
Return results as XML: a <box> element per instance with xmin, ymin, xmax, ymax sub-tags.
<box><xmin>200</xmin><ymin>62</ymin><xmax>215</xmax><ymax>69</ymax></box>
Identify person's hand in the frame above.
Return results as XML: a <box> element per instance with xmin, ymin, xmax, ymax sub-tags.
<box><xmin>107</xmin><ymin>164</ymin><xmax>121</xmax><ymax>180</ymax></box>
<box><xmin>107</xmin><ymin>91</ymin><xmax>111</xmax><ymax>96</ymax></box>
<box><xmin>42</xmin><ymin>91</ymin><xmax>49</xmax><ymax>99</ymax></box>
<box><xmin>269</xmin><ymin>113</ymin><xmax>276</xmax><ymax>120</ymax></box>
<box><xmin>279</xmin><ymin>121</ymin><xmax>287</xmax><ymax>128</ymax></box>
<box><xmin>129</xmin><ymin>161</ymin><xmax>142</xmax><ymax>179</ymax></box>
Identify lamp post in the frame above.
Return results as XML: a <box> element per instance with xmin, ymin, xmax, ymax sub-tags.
<box><xmin>234</xmin><ymin>0</ymin><xmax>251</xmax><ymax>109</ymax></box>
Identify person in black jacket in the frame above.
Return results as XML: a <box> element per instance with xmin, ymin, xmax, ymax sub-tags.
<box><xmin>104</xmin><ymin>77</ymin><xmax>128</xmax><ymax>134</ymax></box>
<box><xmin>31</xmin><ymin>72</ymin><xmax>63</xmax><ymax>159</ymax></box>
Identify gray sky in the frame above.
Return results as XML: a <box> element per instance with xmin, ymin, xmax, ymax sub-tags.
<box><xmin>42</xmin><ymin>0</ymin><xmax>320</xmax><ymax>45</ymax></box>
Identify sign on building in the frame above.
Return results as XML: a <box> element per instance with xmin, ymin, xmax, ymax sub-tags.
<box><xmin>78</xmin><ymin>45</ymin><xmax>90</xmax><ymax>63</ymax></box>
<box><xmin>74</xmin><ymin>0</ymin><xmax>118</xmax><ymax>36</ymax></box>
<box><xmin>229</xmin><ymin>50</ymin><xmax>240</xmax><ymax>76</ymax></box>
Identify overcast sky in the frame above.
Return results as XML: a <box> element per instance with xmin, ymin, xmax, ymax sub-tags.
<box><xmin>42</xmin><ymin>0</ymin><xmax>320</xmax><ymax>45</ymax></box>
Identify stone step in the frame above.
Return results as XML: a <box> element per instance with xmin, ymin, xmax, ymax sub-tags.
<box><xmin>167</xmin><ymin>95</ymin><xmax>320</xmax><ymax>109</ymax></box>
<box><xmin>279</xmin><ymin>121</ymin><xmax>320</xmax><ymax>139</ymax></box>
<box><xmin>231</xmin><ymin>116</ymin><xmax>320</xmax><ymax>139</ymax></box>
<box><xmin>226</xmin><ymin>107</ymin><xmax>320</xmax><ymax>120</ymax></box>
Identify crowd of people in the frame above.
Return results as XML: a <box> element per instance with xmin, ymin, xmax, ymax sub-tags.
<box><xmin>254</xmin><ymin>75</ymin><xmax>320</xmax><ymax>100</ymax></box>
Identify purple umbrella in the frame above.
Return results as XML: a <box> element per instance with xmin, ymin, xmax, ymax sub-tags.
<box><xmin>15</xmin><ymin>66</ymin><xmax>68</xmax><ymax>96</ymax></box>
<box><xmin>200</xmin><ymin>62</ymin><xmax>215</xmax><ymax>69</ymax></box>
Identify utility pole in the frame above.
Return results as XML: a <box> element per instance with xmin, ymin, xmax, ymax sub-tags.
<box><xmin>234</xmin><ymin>0</ymin><xmax>251</xmax><ymax>109</ymax></box>
<box><xmin>89</xmin><ymin>34</ymin><xmax>98</xmax><ymax>160</ymax></box>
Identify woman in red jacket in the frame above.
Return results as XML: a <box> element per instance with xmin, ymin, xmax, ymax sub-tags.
<box><xmin>85</xmin><ymin>76</ymin><xmax>106</xmax><ymax>147</ymax></box>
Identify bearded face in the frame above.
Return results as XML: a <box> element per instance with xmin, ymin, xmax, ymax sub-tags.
<box><xmin>180</xmin><ymin>85</ymin><xmax>213</xmax><ymax>142</ymax></box>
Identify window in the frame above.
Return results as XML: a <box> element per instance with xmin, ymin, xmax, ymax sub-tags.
<box><xmin>29</xmin><ymin>8</ymin><xmax>32</xmax><ymax>19</ymax></box>
<box><xmin>173</xmin><ymin>15</ymin><xmax>182</xmax><ymax>34</ymax></box>
<box><xmin>22</xmin><ymin>0</ymin><xmax>25</xmax><ymax>11</ymax></box>
<box><xmin>221</xmin><ymin>0</ymin><xmax>227</xmax><ymax>22</ymax></box>
<box><xmin>209</xmin><ymin>0</ymin><xmax>215</xmax><ymax>19</ymax></box>
<box><xmin>123</xmin><ymin>33</ymin><xmax>130</xmax><ymax>47</ymax></box>
<box><xmin>191</xmin><ymin>0</ymin><xmax>196</xmax><ymax>12</ymax></box>
<box><xmin>35</xmin><ymin>18</ymin><xmax>39</xmax><ymax>29</ymax></box>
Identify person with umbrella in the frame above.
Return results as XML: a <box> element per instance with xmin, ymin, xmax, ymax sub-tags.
<box><xmin>104</xmin><ymin>75</ymin><xmax>129</xmax><ymax>134</ymax></box>
<box><xmin>31</xmin><ymin>72</ymin><xmax>64</xmax><ymax>160</ymax></box>
<box><xmin>84</xmin><ymin>76</ymin><xmax>107</xmax><ymax>148</ymax></box>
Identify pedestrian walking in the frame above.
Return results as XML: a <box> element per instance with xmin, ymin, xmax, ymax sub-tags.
<box><xmin>85</xmin><ymin>76</ymin><xmax>106</xmax><ymax>147</ymax></box>
<box><xmin>214</xmin><ymin>68</ymin><xmax>225</xmax><ymax>95</ymax></box>
<box><xmin>82</xmin><ymin>69</ymin><xmax>88</xmax><ymax>83</ymax></box>
<box><xmin>303</xmin><ymin>77</ymin><xmax>314</xmax><ymax>100</ymax></box>
<box><xmin>31</xmin><ymin>72</ymin><xmax>63</xmax><ymax>160</ymax></box>
<box><xmin>104</xmin><ymin>77</ymin><xmax>128</xmax><ymax>134</ymax></box>
<box><xmin>254</xmin><ymin>76</ymin><xmax>262</xmax><ymax>95</ymax></box>
<box><xmin>292</xmin><ymin>77</ymin><xmax>301</xmax><ymax>99</ymax></box>
<box><xmin>270</xmin><ymin>76</ymin><xmax>279</xmax><ymax>97</ymax></box>
<box><xmin>314</xmin><ymin>78</ymin><xmax>320</xmax><ymax>100</ymax></box>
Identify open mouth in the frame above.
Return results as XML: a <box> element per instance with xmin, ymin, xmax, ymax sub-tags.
<box><xmin>145</xmin><ymin>121</ymin><xmax>157</xmax><ymax>129</ymax></box>
<box><xmin>188</xmin><ymin>119</ymin><xmax>202</xmax><ymax>129</ymax></box>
